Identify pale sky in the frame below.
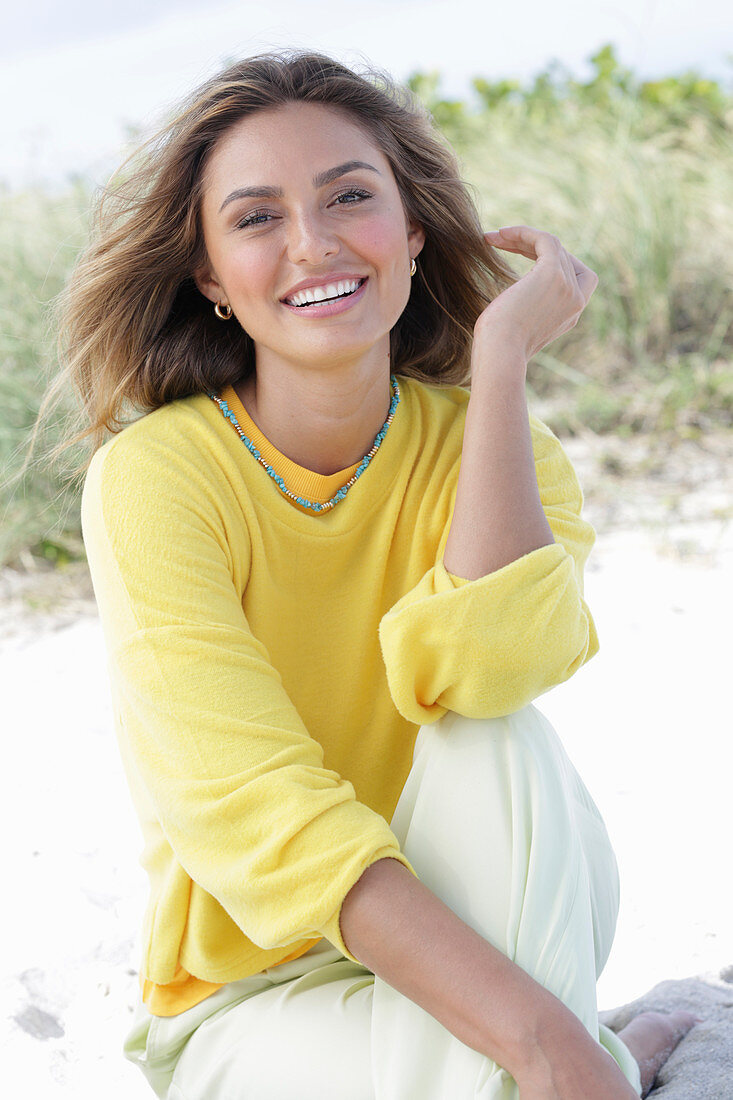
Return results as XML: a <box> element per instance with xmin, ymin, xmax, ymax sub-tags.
<box><xmin>1</xmin><ymin>0</ymin><xmax>730</xmax><ymax>190</ymax></box>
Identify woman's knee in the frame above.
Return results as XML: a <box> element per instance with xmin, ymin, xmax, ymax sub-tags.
<box><xmin>400</xmin><ymin>703</ymin><xmax>587</xmax><ymax>897</ymax></box>
<box><xmin>399</xmin><ymin>706</ymin><xmax>620</xmax><ymax>999</ymax></box>
<box><xmin>414</xmin><ymin>704</ymin><xmax>566</xmax><ymax>793</ymax></box>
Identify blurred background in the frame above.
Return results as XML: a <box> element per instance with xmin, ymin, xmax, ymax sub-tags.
<box><xmin>1</xmin><ymin>1</ymin><xmax>731</xmax><ymax>1096</ymax></box>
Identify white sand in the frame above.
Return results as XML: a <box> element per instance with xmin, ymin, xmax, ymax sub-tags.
<box><xmin>2</xmin><ymin>517</ymin><xmax>730</xmax><ymax>1097</ymax></box>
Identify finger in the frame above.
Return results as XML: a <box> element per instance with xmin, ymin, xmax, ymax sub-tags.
<box><xmin>484</xmin><ymin>225</ymin><xmax>563</xmax><ymax>261</ymax></box>
<box><xmin>486</xmin><ymin>226</ymin><xmax>586</xmax><ymax>275</ymax></box>
<box><xmin>576</xmin><ymin>265</ymin><xmax>599</xmax><ymax>302</ymax></box>
<box><xmin>556</xmin><ymin>245</ymin><xmax>575</xmax><ymax>283</ymax></box>
<box><xmin>483</xmin><ymin>227</ymin><xmax>536</xmax><ymax>256</ymax></box>
<box><xmin>557</xmin><ymin>247</ymin><xmax>598</xmax><ymax>302</ymax></box>
<box><xmin>555</xmin><ymin>247</ymin><xmax>597</xmax><ymax>313</ymax></box>
<box><xmin>486</xmin><ymin>227</ymin><xmax>577</xmax><ymax>292</ymax></box>
<box><xmin>484</xmin><ymin>231</ymin><xmax>535</xmax><ymax>256</ymax></box>
<box><xmin>485</xmin><ymin>228</ymin><xmax>598</xmax><ymax>301</ymax></box>
<box><xmin>562</xmin><ymin>249</ymin><xmax>599</xmax><ymax>302</ymax></box>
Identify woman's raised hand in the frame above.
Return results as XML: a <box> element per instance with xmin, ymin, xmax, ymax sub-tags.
<box><xmin>477</xmin><ymin>225</ymin><xmax>599</xmax><ymax>363</ymax></box>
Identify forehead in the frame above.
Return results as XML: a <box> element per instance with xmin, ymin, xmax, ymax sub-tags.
<box><xmin>202</xmin><ymin>101</ymin><xmax>389</xmax><ymax>191</ymax></box>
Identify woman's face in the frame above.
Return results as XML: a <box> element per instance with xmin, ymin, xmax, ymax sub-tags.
<box><xmin>195</xmin><ymin>101</ymin><xmax>425</xmax><ymax>373</ymax></box>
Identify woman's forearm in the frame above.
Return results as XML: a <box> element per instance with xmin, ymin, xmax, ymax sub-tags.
<box><xmin>442</xmin><ymin>342</ymin><xmax>554</xmax><ymax>581</ymax></box>
<box><xmin>339</xmin><ymin>856</ymin><xmax>577</xmax><ymax>1082</ymax></box>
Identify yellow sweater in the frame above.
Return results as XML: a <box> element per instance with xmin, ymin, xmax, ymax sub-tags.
<box><xmin>80</xmin><ymin>374</ymin><xmax>599</xmax><ymax>1016</ymax></box>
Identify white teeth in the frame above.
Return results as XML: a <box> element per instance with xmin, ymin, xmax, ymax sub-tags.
<box><xmin>288</xmin><ymin>278</ymin><xmax>362</xmax><ymax>307</ymax></box>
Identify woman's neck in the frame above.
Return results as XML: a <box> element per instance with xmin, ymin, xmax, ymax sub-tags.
<box><xmin>233</xmin><ymin>353</ymin><xmax>393</xmax><ymax>476</ymax></box>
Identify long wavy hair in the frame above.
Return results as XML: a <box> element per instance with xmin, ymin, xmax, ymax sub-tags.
<box><xmin>38</xmin><ymin>49</ymin><xmax>518</xmax><ymax>473</ymax></box>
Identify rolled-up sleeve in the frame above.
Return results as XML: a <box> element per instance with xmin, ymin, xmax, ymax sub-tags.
<box><xmin>378</xmin><ymin>414</ymin><xmax>599</xmax><ymax>724</ymax></box>
<box><xmin>81</xmin><ymin>436</ymin><xmax>415</xmax><ymax>966</ymax></box>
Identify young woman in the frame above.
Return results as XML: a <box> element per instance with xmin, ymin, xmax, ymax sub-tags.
<box><xmin>62</xmin><ymin>50</ymin><xmax>696</xmax><ymax>1099</ymax></box>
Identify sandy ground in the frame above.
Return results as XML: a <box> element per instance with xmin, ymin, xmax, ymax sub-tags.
<box><xmin>1</xmin><ymin>429</ymin><xmax>731</xmax><ymax>1097</ymax></box>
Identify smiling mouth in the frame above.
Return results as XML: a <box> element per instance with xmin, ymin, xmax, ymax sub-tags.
<box><xmin>284</xmin><ymin>277</ymin><xmax>367</xmax><ymax>308</ymax></box>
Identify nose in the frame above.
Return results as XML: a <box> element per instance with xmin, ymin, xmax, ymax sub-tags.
<box><xmin>285</xmin><ymin>208</ymin><xmax>339</xmax><ymax>266</ymax></box>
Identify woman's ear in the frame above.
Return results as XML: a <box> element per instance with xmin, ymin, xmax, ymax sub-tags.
<box><xmin>407</xmin><ymin>219</ymin><xmax>426</xmax><ymax>260</ymax></box>
<box><xmin>193</xmin><ymin>263</ymin><xmax>226</xmax><ymax>307</ymax></box>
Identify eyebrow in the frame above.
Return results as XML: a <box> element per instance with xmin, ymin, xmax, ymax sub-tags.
<box><xmin>218</xmin><ymin>160</ymin><xmax>381</xmax><ymax>213</ymax></box>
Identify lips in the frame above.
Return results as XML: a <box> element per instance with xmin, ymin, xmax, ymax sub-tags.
<box><xmin>281</xmin><ymin>275</ymin><xmax>367</xmax><ymax>305</ymax></box>
<box><xmin>285</xmin><ymin>278</ymin><xmax>367</xmax><ymax>308</ymax></box>
<box><xmin>280</xmin><ymin>275</ymin><xmax>369</xmax><ymax>318</ymax></box>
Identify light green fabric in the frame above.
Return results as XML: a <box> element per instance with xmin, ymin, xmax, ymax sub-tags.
<box><xmin>123</xmin><ymin>706</ymin><xmax>641</xmax><ymax>1099</ymax></box>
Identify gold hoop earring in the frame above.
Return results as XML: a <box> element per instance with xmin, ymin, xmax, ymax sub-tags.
<box><xmin>409</xmin><ymin>258</ymin><xmax>417</xmax><ymax>277</ymax></box>
<box><xmin>214</xmin><ymin>301</ymin><xmax>233</xmax><ymax>320</ymax></box>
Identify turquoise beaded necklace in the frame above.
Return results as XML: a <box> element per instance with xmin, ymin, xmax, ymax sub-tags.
<box><xmin>208</xmin><ymin>374</ymin><xmax>400</xmax><ymax>513</ymax></box>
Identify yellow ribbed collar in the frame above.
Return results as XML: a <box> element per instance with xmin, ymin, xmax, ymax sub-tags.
<box><xmin>221</xmin><ymin>384</ymin><xmax>370</xmax><ymax>513</ymax></box>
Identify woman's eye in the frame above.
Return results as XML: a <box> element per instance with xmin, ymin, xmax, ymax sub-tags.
<box><xmin>333</xmin><ymin>188</ymin><xmax>372</xmax><ymax>206</ymax></box>
<box><xmin>236</xmin><ymin>209</ymin><xmax>272</xmax><ymax>229</ymax></box>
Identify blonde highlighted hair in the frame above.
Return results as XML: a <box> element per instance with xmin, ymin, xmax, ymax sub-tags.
<box><xmin>40</xmin><ymin>49</ymin><xmax>517</xmax><ymax>474</ymax></box>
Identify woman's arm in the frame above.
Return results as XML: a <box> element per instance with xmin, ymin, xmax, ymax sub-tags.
<box><xmin>442</xmin><ymin>344</ymin><xmax>553</xmax><ymax>580</ymax></box>
<box><xmin>80</xmin><ymin>426</ymin><xmax>416</xmax><ymax>967</ymax></box>
<box><xmin>377</xmin><ymin>225</ymin><xmax>599</xmax><ymax>724</ymax></box>
<box><xmin>378</xmin><ymin>372</ymin><xmax>599</xmax><ymax>725</ymax></box>
<box><xmin>444</xmin><ymin>226</ymin><xmax>598</xmax><ymax>582</ymax></box>
<box><xmin>340</xmin><ymin>858</ymin><xmax>640</xmax><ymax>1099</ymax></box>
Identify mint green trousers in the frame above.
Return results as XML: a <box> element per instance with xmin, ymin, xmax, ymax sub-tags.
<box><xmin>123</xmin><ymin>704</ymin><xmax>642</xmax><ymax>1098</ymax></box>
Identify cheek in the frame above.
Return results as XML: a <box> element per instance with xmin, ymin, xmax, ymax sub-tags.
<box><xmin>221</xmin><ymin>246</ymin><xmax>277</xmax><ymax>305</ymax></box>
<box><xmin>347</xmin><ymin>201</ymin><xmax>405</xmax><ymax>254</ymax></box>
<box><xmin>353</xmin><ymin>210</ymin><xmax>408</xmax><ymax>267</ymax></box>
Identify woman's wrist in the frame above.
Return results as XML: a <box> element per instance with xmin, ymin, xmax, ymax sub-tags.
<box><xmin>518</xmin><ymin>993</ymin><xmax>590</xmax><ymax>1075</ymax></box>
<box><xmin>516</xmin><ymin>1000</ymin><xmax>641</xmax><ymax>1099</ymax></box>
<box><xmin>471</xmin><ymin>318</ymin><xmax>529</xmax><ymax>378</ymax></box>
